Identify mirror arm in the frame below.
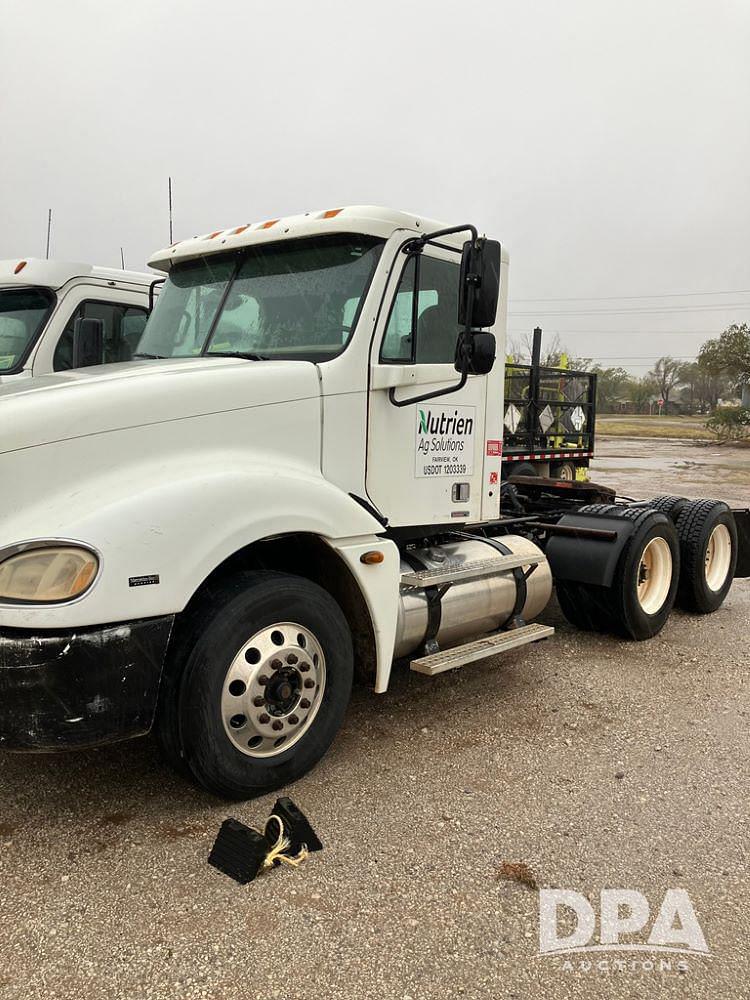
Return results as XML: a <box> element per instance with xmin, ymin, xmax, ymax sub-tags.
<box><xmin>402</xmin><ymin>223</ymin><xmax>479</xmax><ymax>256</ymax></box>
<box><xmin>148</xmin><ymin>277</ymin><xmax>165</xmax><ymax>314</ymax></box>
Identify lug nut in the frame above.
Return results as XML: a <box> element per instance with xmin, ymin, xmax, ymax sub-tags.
<box><xmin>258</xmin><ymin>713</ymin><xmax>270</xmax><ymax>724</ymax></box>
<box><xmin>288</xmin><ymin>714</ymin><xmax>299</xmax><ymax>725</ymax></box>
<box><xmin>303</xmin><ymin>678</ymin><xmax>315</xmax><ymax>689</ymax></box>
<box><xmin>271</xmin><ymin>659</ymin><xmax>282</xmax><ymax>670</ymax></box>
<box><xmin>299</xmin><ymin>698</ymin><xmax>311</xmax><ymax>709</ymax></box>
<box><xmin>299</xmin><ymin>662</ymin><xmax>310</xmax><ymax>673</ymax></box>
<box><xmin>258</xmin><ymin>675</ymin><xmax>270</xmax><ymax>686</ymax></box>
<box><xmin>252</xmin><ymin>696</ymin><xmax>265</xmax><ymax>707</ymax></box>
<box><xmin>272</xmin><ymin>720</ymin><xmax>283</xmax><ymax>731</ymax></box>
<box><xmin>286</xmin><ymin>653</ymin><xmax>298</xmax><ymax>665</ymax></box>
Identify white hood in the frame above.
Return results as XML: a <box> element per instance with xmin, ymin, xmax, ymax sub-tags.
<box><xmin>0</xmin><ymin>357</ymin><xmax>320</xmax><ymax>455</ymax></box>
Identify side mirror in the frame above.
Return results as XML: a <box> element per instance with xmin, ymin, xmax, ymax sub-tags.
<box><xmin>458</xmin><ymin>238</ymin><xmax>501</xmax><ymax>329</ymax></box>
<box><xmin>72</xmin><ymin>317</ymin><xmax>104</xmax><ymax>368</ymax></box>
<box><xmin>455</xmin><ymin>331</ymin><xmax>496</xmax><ymax>375</ymax></box>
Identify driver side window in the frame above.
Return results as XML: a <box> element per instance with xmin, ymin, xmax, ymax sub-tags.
<box><xmin>380</xmin><ymin>254</ymin><xmax>459</xmax><ymax>364</ymax></box>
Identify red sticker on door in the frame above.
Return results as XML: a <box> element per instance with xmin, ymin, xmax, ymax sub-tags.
<box><xmin>486</xmin><ymin>440</ymin><xmax>503</xmax><ymax>456</ymax></box>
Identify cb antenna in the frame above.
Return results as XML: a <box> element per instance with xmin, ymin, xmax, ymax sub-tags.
<box><xmin>45</xmin><ymin>208</ymin><xmax>52</xmax><ymax>259</ymax></box>
<box><xmin>168</xmin><ymin>176</ymin><xmax>174</xmax><ymax>244</ymax></box>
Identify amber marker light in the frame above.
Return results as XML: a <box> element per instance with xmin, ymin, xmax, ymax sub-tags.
<box><xmin>360</xmin><ymin>550</ymin><xmax>384</xmax><ymax>565</ymax></box>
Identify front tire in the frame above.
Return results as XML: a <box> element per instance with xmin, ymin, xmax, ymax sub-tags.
<box><xmin>157</xmin><ymin>572</ymin><xmax>353</xmax><ymax>799</ymax></box>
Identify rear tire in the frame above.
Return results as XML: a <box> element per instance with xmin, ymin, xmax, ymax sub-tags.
<box><xmin>156</xmin><ymin>571</ymin><xmax>353</xmax><ymax>799</ymax></box>
<box><xmin>674</xmin><ymin>499</ymin><xmax>738</xmax><ymax>613</ymax></box>
<box><xmin>648</xmin><ymin>495</ymin><xmax>689</xmax><ymax>522</ymax></box>
<box><xmin>550</xmin><ymin>461</ymin><xmax>576</xmax><ymax>481</ymax></box>
<box><xmin>511</xmin><ymin>461</ymin><xmax>539</xmax><ymax>478</ymax></box>
<box><xmin>557</xmin><ymin>507</ymin><xmax>680</xmax><ymax>640</ymax></box>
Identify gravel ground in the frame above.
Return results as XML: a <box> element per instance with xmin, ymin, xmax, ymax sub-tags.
<box><xmin>0</xmin><ymin>458</ymin><xmax>748</xmax><ymax>999</ymax></box>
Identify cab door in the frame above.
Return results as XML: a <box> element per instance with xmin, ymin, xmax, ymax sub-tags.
<box><xmin>365</xmin><ymin>245</ymin><xmax>493</xmax><ymax>528</ymax></box>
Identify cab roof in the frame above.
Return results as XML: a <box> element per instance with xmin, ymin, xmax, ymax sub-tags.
<box><xmin>148</xmin><ymin>205</ymin><xmax>477</xmax><ymax>272</ymax></box>
<box><xmin>0</xmin><ymin>258</ymin><xmax>156</xmax><ymax>290</ymax></box>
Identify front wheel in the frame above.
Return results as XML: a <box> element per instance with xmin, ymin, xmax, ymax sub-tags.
<box><xmin>157</xmin><ymin>572</ymin><xmax>353</xmax><ymax>799</ymax></box>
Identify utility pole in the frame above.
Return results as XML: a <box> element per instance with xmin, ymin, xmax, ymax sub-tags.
<box><xmin>45</xmin><ymin>209</ymin><xmax>52</xmax><ymax>259</ymax></box>
<box><xmin>168</xmin><ymin>176</ymin><xmax>173</xmax><ymax>244</ymax></box>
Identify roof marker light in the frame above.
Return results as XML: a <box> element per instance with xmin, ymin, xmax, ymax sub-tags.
<box><xmin>322</xmin><ymin>208</ymin><xmax>343</xmax><ymax>218</ymax></box>
<box><xmin>14</xmin><ymin>260</ymin><xmax>27</xmax><ymax>274</ymax></box>
<box><xmin>232</xmin><ymin>225</ymin><xmax>250</xmax><ymax>235</ymax></box>
<box><xmin>207</xmin><ymin>230</ymin><xmax>223</xmax><ymax>239</ymax></box>
<box><xmin>259</xmin><ymin>219</ymin><xmax>280</xmax><ymax>229</ymax></box>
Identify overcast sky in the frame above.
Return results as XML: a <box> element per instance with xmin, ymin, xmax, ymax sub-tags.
<box><xmin>2</xmin><ymin>0</ymin><xmax>748</xmax><ymax>371</ymax></box>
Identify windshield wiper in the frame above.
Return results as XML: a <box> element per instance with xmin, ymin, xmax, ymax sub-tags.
<box><xmin>132</xmin><ymin>352</ymin><xmax>167</xmax><ymax>359</ymax></box>
<box><xmin>206</xmin><ymin>351</ymin><xmax>267</xmax><ymax>361</ymax></box>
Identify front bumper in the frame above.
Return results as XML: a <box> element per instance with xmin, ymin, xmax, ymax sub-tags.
<box><xmin>0</xmin><ymin>615</ymin><xmax>174</xmax><ymax>751</ymax></box>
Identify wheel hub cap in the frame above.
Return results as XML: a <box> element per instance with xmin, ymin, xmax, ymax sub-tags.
<box><xmin>221</xmin><ymin>622</ymin><xmax>326</xmax><ymax>758</ymax></box>
<box><xmin>705</xmin><ymin>523</ymin><xmax>732</xmax><ymax>592</ymax></box>
<box><xmin>636</xmin><ymin>537</ymin><xmax>672</xmax><ymax>615</ymax></box>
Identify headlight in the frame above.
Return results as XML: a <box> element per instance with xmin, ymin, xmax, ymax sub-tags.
<box><xmin>0</xmin><ymin>545</ymin><xmax>99</xmax><ymax>603</ymax></box>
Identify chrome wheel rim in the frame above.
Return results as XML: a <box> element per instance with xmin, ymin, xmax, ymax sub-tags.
<box><xmin>636</xmin><ymin>537</ymin><xmax>672</xmax><ymax>614</ymax></box>
<box><xmin>558</xmin><ymin>464</ymin><xmax>575</xmax><ymax>481</ymax></box>
<box><xmin>221</xmin><ymin>622</ymin><xmax>326</xmax><ymax>758</ymax></box>
<box><xmin>705</xmin><ymin>523</ymin><xmax>732</xmax><ymax>592</ymax></box>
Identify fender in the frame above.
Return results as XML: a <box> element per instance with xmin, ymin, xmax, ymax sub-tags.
<box><xmin>0</xmin><ymin>453</ymin><xmax>387</xmax><ymax>632</ymax></box>
<box><xmin>545</xmin><ymin>513</ymin><xmax>637</xmax><ymax>588</ymax></box>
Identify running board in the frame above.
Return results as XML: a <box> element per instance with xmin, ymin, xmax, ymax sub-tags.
<box><xmin>400</xmin><ymin>553</ymin><xmax>545</xmax><ymax>589</ymax></box>
<box><xmin>409</xmin><ymin>623</ymin><xmax>555</xmax><ymax>676</ymax></box>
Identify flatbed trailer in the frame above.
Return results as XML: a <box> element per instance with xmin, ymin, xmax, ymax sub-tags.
<box><xmin>503</xmin><ymin>327</ymin><xmax>596</xmax><ymax>479</ymax></box>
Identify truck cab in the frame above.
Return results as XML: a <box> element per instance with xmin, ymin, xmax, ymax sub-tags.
<box><xmin>0</xmin><ymin>258</ymin><xmax>155</xmax><ymax>381</ymax></box>
<box><xmin>0</xmin><ymin>207</ymin><xmax>744</xmax><ymax>800</ymax></box>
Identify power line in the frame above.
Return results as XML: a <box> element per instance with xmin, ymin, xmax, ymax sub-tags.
<box><xmin>510</xmin><ymin>288</ymin><xmax>750</xmax><ymax>303</ymax></box>
<box><xmin>509</xmin><ymin>304</ymin><xmax>750</xmax><ymax>316</ymax></box>
<box><xmin>508</xmin><ymin>329</ymin><xmax>722</xmax><ymax>335</ymax></box>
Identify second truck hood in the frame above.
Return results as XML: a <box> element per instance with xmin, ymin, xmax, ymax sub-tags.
<box><xmin>0</xmin><ymin>357</ymin><xmax>321</xmax><ymax>455</ymax></box>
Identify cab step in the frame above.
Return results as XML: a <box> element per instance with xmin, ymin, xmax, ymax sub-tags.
<box><xmin>409</xmin><ymin>623</ymin><xmax>554</xmax><ymax>676</ymax></box>
<box><xmin>400</xmin><ymin>553</ymin><xmax>545</xmax><ymax>589</ymax></box>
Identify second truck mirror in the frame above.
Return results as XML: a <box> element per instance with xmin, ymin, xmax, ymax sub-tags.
<box><xmin>72</xmin><ymin>317</ymin><xmax>105</xmax><ymax>368</ymax></box>
<box><xmin>458</xmin><ymin>238</ymin><xmax>501</xmax><ymax>329</ymax></box>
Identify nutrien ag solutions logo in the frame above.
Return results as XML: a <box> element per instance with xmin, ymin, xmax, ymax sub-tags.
<box><xmin>538</xmin><ymin>888</ymin><xmax>709</xmax><ymax>972</ymax></box>
<box><xmin>418</xmin><ymin>408</ymin><xmax>475</xmax><ymax>437</ymax></box>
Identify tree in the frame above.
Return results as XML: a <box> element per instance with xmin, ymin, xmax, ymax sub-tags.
<box><xmin>649</xmin><ymin>356</ymin><xmax>682</xmax><ymax>407</ymax></box>
<box><xmin>678</xmin><ymin>359</ymin><xmax>727</xmax><ymax>413</ymax></box>
<box><xmin>699</xmin><ymin>324</ymin><xmax>750</xmax><ymax>398</ymax></box>
<box><xmin>589</xmin><ymin>365</ymin><xmax>631</xmax><ymax>412</ymax></box>
<box><xmin>628</xmin><ymin>376</ymin><xmax>657</xmax><ymax>413</ymax></box>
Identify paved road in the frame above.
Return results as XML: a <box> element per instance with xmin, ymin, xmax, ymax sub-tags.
<box><xmin>0</xmin><ymin>462</ymin><xmax>748</xmax><ymax>999</ymax></box>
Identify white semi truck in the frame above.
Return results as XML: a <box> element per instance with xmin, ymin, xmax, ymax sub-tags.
<box><xmin>0</xmin><ymin>258</ymin><xmax>156</xmax><ymax>380</ymax></box>
<box><xmin>0</xmin><ymin>207</ymin><xmax>747</xmax><ymax>799</ymax></box>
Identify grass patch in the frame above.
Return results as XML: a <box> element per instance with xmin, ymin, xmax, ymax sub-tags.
<box><xmin>598</xmin><ymin>416</ymin><xmax>712</xmax><ymax>440</ymax></box>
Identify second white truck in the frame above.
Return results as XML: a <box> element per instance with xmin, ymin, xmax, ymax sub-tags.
<box><xmin>0</xmin><ymin>206</ymin><xmax>746</xmax><ymax>799</ymax></box>
<box><xmin>0</xmin><ymin>257</ymin><xmax>156</xmax><ymax>381</ymax></box>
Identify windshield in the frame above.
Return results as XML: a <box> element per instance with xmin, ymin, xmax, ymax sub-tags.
<box><xmin>0</xmin><ymin>286</ymin><xmax>55</xmax><ymax>372</ymax></box>
<box><xmin>137</xmin><ymin>234</ymin><xmax>384</xmax><ymax>362</ymax></box>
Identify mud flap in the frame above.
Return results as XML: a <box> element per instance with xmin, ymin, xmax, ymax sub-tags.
<box><xmin>545</xmin><ymin>513</ymin><xmax>636</xmax><ymax>588</ymax></box>
<box><xmin>733</xmin><ymin>509</ymin><xmax>750</xmax><ymax>577</ymax></box>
